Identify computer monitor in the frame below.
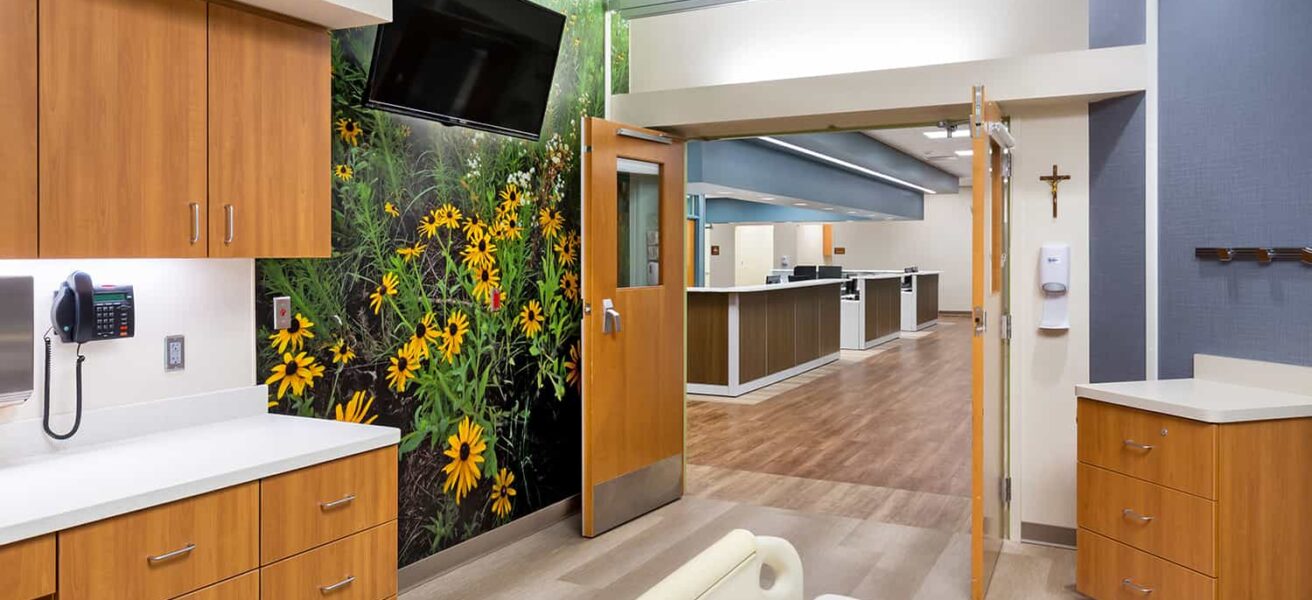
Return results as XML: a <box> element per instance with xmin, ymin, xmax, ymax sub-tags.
<box><xmin>817</xmin><ymin>266</ymin><xmax>844</xmax><ymax>279</ymax></box>
<box><xmin>792</xmin><ymin>266</ymin><xmax>818</xmax><ymax>281</ymax></box>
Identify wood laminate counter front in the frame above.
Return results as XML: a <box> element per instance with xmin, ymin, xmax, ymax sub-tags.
<box><xmin>688</xmin><ymin>281</ymin><xmax>842</xmax><ymax>397</ymax></box>
<box><xmin>841</xmin><ymin>275</ymin><xmax>902</xmax><ymax>350</ymax></box>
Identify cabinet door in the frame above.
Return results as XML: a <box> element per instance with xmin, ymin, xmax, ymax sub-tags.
<box><xmin>0</xmin><ymin>0</ymin><xmax>37</xmax><ymax>258</ymax></box>
<box><xmin>39</xmin><ymin>0</ymin><xmax>208</xmax><ymax>258</ymax></box>
<box><xmin>208</xmin><ymin>5</ymin><xmax>331</xmax><ymax>258</ymax></box>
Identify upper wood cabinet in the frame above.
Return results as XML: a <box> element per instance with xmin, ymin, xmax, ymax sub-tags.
<box><xmin>208</xmin><ymin>4</ymin><xmax>332</xmax><ymax>258</ymax></box>
<box><xmin>39</xmin><ymin>0</ymin><xmax>209</xmax><ymax>258</ymax></box>
<box><xmin>0</xmin><ymin>0</ymin><xmax>38</xmax><ymax>259</ymax></box>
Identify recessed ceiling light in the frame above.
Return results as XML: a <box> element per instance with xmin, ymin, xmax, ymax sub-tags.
<box><xmin>847</xmin><ymin>210</ymin><xmax>858</xmax><ymax>214</ymax></box>
<box><xmin>793</xmin><ymin>202</ymin><xmax>807</xmax><ymax>206</ymax></box>
<box><xmin>955</xmin><ymin>150</ymin><xmax>973</xmax><ymax>157</ymax></box>
<box><xmin>823</xmin><ymin>207</ymin><xmax>834</xmax><ymax>211</ymax></box>
<box><xmin>757</xmin><ymin>137</ymin><xmax>938</xmax><ymax>195</ymax></box>
<box><xmin>761</xmin><ymin>196</ymin><xmax>777</xmax><ymax>200</ymax></box>
<box><xmin>924</xmin><ymin>129</ymin><xmax>971</xmax><ymax>139</ymax></box>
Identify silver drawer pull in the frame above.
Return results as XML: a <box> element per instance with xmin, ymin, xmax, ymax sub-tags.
<box><xmin>189</xmin><ymin>202</ymin><xmax>201</xmax><ymax>244</ymax></box>
<box><xmin>1123</xmin><ymin>508</ymin><xmax>1155</xmax><ymax>523</ymax></box>
<box><xmin>319</xmin><ymin>494</ymin><xmax>356</xmax><ymax>511</ymax></box>
<box><xmin>1123</xmin><ymin>439</ymin><xmax>1155</xmax><ymax>451</ymax></box>
<box><xmin>224</xmin><ymin>204</ymin><xmax>235</xmax><ymax>244</ymax></box>
<box><xmin>147</xmin><ymin>543</ymin><xmax>196</xmax><ymax>565</ymax></box>
<box><xmin>320</xmin><ymin>575</ymin><xmax>355</xmax><ymax>594</ymax></box>
<box><xmin>1122</xmin><ymin>577</ymin><xmax>1153</xmax><ymax>595</ymax></box>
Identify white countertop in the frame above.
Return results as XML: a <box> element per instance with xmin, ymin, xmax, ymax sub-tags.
<box><xmin>851</xmin><ymin>273</ymin><xmax>906</xmax><ymax>280</ymax></box>
<box><xmin>0</xmin><ymin>389</ymin><xmax>398</xmax><ymax>546</ymax></box>
<box><xmin>688</xmin><ymin>279</ymin><xmax>845</xmax><ymax>293</ymax></box>
<box><xmin>1077</xmin><ymin>355</ymin><xmax>1312</xmax><ymax>424</ymax></box>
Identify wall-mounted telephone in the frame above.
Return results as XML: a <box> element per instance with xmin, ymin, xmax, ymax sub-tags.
<box><xmin>44</xmin><ymin>271</ymin><xmax>136</xmax><ymax>440</ymax></box>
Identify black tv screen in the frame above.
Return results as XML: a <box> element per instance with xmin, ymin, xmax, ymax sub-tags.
<box><xmin>363</xmin><ymin>0</ymin><xmax>566</xmax><ymax>141</ymax></box>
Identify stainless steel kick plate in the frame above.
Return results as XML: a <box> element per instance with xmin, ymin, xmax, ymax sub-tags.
<box><xmin>0</xmin><ymin>277</ymin><xmax>34</xmax><ymax>407</ymax></box>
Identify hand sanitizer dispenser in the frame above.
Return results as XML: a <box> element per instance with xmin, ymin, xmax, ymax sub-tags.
<box><xmin>1040</xmin><ymin>244</ymin><xmax>1070</xmax><ymax>330</ymax></box>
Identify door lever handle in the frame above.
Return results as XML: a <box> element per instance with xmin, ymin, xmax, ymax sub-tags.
<box><xmin>602</xmin><ymin>298</ymin><xmax>621</xmax><ymax>334</ymax></box>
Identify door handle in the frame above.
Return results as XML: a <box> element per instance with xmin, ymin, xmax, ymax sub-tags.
<box><xmin>602</xmin><ymin>298</ymin><xmax>621</xmax><ymax>334</ymax></box>
<box><xmin>224</xmin><ymin>204</ymin><xmax>235</xmax><ymax>245</ymax></box>
<box><xmin>189</xmin><ymin>202</ymin><xmax>201</xmax><ymax>245</ymax></box>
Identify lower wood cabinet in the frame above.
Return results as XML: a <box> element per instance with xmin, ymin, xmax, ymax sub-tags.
<box><xmin>175</xmin><ymin>571</ymin><xmax>260</xmax><ymax>600</ymax></box>
<box><xmin>261</xmin><ymin>521</ymin><xmax>398</xmax><ymax>600</ymax></box>
<box><xmin>0</xmin><ymin>534</ymin><xmax>55</xmax><ymax>600</ymax></box>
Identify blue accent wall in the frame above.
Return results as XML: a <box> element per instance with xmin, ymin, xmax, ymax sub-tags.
<box><xmin>1089</xmin><ymin>93</ymin><xmax>1146</xmax><ymax>383</ymax></box>
<box><xmin>1159</xmin><ymin>0</ymin><xmax>1312</xmax><ymax>377</ymax></box>
<box><xmin>1089</xmin><ymin>0</ymin><xmax>1146</xmax><ymax>48</ymax></box>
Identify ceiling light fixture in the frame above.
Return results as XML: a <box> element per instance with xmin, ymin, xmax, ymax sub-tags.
<box><xmin>793</xmin><ymin>202</ymin><xmax>807</xmax><ymax>206</ymax></box>
<box><xmin>923</xmin><ymin>129</ymin><xmax>971</xmax><ymax>139</ymax></box>
<box><xmin>757</xmin><ymin>137</ymin><xmax>938</xmax><ymax>195</ymax></box>
<box><xmin>955</xmin><ymin>150</ymin><xmax>973</xmax><ymax>157</ymax></box>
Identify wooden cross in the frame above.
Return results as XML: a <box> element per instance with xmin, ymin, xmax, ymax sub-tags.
<box><xmin>1040</xmin><ymin>164</ymin><xmax>1071</xmax><ymax>218</ymax></box>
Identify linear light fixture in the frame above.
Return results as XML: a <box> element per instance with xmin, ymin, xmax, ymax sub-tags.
<box><xmin>955</xmin><ymin>150</ymin><xmax>974</xmax><ymax>157</ymax></box>
<box><xmin>924</xmin><ymin>129</ymin><xmax>971</xmax><ymax>139</ymax></box>
<box><xmin>756</xmin><ymin>137</ymin><xmax>938</xmax><ymax>195</ymax></box>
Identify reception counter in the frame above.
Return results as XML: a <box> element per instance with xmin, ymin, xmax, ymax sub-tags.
<box><xmin>900</xmin><ymin>272</ymin><xmax>940</xmax><ymax>331</ymax></box>
<box><xmin>840</xmin><ymin>274</ymin><xmax>902</xmax><ymax>349</ymax></box>
<box><xmin>687</xmin><ymin>279</ymin><xmax>842</xmax><ymax>397</ymax></box>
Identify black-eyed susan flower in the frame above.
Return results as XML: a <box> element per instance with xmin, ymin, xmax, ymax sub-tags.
<box><xmin>417</xmin><ymin>214</ymin><xmax>440</xmax><ymax>239</ymax></box>
<box><xmin>435</xmin><ymin>204</ymin><xmax>463</xmax><ymax>229</ymax></box>
<box><xmin>408</xmin><ymin>312</ymin><xmax>441</xmax><ymax>360</ymax></box>
<box><xmin>537</xmin><ymin>207</ymin><xmax>564</xmax><ymax>239</ymax></box>
<box><xmin>461</xmin><ymin>232</ymin><xmax>497</xmax><ymax>269</ymax></box>
<box><xmin>334</xmin><ymin>164</ymin><xmax>353</xmax><ymax>181</ymax></box>
<box><xmin>497</xmin><ymin>185</ymin><xmax>524</xmax><ymax>217</ymax></box>
<box><xmin>462</xmin><ymin>216</ymin><xmax>487</xmax><ymax>240</ymax></box>
<box><xmin>335</xmin><ymin>390</ymin><xmax>377</xmax><ymax>424</ymax></box>
<box><xmin>369</xmin><ymin>272</ymin><xmax>399</xmax><ymax>315</ymax></box>
<box><xmin>440</xmin><ymin>311</ymin><xmax>470</xmax><ymax>363</ymax></box>
<box><xmin>396</xmin><ymin>241</ymin><xmax>428</xmax><ymax>263</ymax></box>
<box><xmin>385</xmin><ymin>346</ymin><xmax>420</xmax><ymax>392</ymax></box>
<box><xmin>441</xmin><ymin>416</ymin><xmax>486</xmax><ymax>504</ymax></box>
<box><xmin>269</xmin><ymin>313</ymin><xmax>315</xmax><ymax>353</ymax></box>
<box><xmin>329</xmin><ymin>338</ymin><xmax>356</xmax><ymax>365</ymax></box>
<box><xmin>384</xmin><ymin>202</ymin><xmax>400</xmax><ymax>218</ymax></box>
<box><xmin>490</xmin><ymin>468</ymin><xmax>516</xmax><ymax>518</ymax></box>
<box><xmin>560</xmin><ymin>271</ymin><xmax>579</xmax><ymax>301</ymax></box>
<box><xmin>471</xmin><ymin>265</ymin><xmax>501</xmax><ymax>305</ymax></box>
<box><xmin>336</xmin><ymin>118</ymin><xmax>363</xmax><ymax>146</ymax></box>
<box><xmin>519</xmin><ymin>300</ymin><xmax>545</xmax><ymax>338</ymax></box>
<box><xmin>491</xmin><ymin>217</ymin><xmax>523</xmax><ymax>241</ymax></box>
<box><xmin>265</xmin><ymin>352</ymin><xmax>325</xmax><ymax>399</ymax></box>
<box><xmin>554</xmin><ymin>235</ymin><xmax>577</xmax><ymax>267</ymax></box>
<box><xmin>565</xmin><ymin>342</ymin><xmax>579</xmax><ymax>387</ymax></box>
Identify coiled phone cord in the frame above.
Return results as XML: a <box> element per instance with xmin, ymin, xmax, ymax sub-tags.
<box><xmin>42</xmin><ymin>328</ymin><xmax>85</xmax><ymax>440</ymax></box>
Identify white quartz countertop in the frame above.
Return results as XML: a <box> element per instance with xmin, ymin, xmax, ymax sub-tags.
<box><xmin>0</xmin><ymin>413</ymin><xmax>399</xmax><ymax>546</ymax></box>
<box><xmin>851</xmin><ymin>273</ymin><xmax>906</xmax><ymax>280</ymax></box>
<box><xmin>688</xmin><ymin>279</ymin><xmax>845</xmax><ymax>293</ymax></box>
<box><xmin>1077</xmin><ymin>375</ymin><xmax>1312</xmax><ymax>424</ymax></box>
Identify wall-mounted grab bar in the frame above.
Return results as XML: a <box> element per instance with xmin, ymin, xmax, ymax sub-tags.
<box><xmin>1194</xmin><ymin>247</ymin><xmax>1312</xmax><ymax>265</ymax></box>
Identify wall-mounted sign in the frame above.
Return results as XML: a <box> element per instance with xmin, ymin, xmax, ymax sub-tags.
<box><xmin>710</xmin><ymin>245</ymin><xmax>720</xmax><ymax>256</ymax></box>
<box><xmin>834</xmin><ymin>247</ymin><xmax>846</xmax><ymax>255</ymax></box>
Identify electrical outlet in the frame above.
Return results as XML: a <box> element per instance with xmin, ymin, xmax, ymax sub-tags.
<box><xmin>165</xmin><ymin>335</ymin><xmax>185</xmax><ymax>371</ymax></box>
<box><xmin>273</xmin><ymin>296</ymin><xmax>292</xmax><ymax>330</ymax></box>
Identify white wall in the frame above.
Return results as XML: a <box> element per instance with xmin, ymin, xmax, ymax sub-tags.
<box><xmin>828</xmin><ymin>189</ymin><xmax>973</xmax><ymax>312</ymax></box>
<box><xmin>706</xmin><ymin>224</ymin><xmax>736</xmax><ymax>287</ymax></box>
<box><xmin>733</xmin><ymin>225</ymin><xmax>775</xmax><ymax>286</ymax></box>
<box><xmin>794</xmin><ymin>224</ymin><xmax>825</xmax><ymax>266</ymax></box>
<box><xmin>628</xmin><ymin>0</ymin><xmax>1088</xmax><ymax>92</ymax></box>
<box><xmin>0</xmin><ymin>260</ymin><xmax>256</xmax><ymax>426</ymax></box>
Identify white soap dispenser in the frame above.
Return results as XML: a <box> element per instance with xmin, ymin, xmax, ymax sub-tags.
<box><xmin>1039</xmin><ymin>244</ymin><xmax>1071</xmax><ymax>330</ymax></box>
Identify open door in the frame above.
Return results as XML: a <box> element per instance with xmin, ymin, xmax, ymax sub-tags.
<box><xmin>580</xmin><ymin>117</ymin><xmax>686</xmax><ymax>537</ymax></box>
<box><xmin>971</xmin><ymin>86</ymin><xmax>1011</xmax><ymax>598</ymax></box>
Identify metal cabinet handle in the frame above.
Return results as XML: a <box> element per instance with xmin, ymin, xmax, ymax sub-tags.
<box><xmin>320</xmin><ymin>575</ymin><xmax>355</xmax><ymax>594</ymax></box>
<box><xmin>189</xmin><ymin>202</ymin><xmax>201</xmax><ymax>244</ymax></box>
<box><xmin>1123</xmin><ymin>508</ymin><xmax>1154</xmax><ymax>523</ymax></box>
<box><xmin>224</xmin><ymin>204</ymin><xmax>235</xmax><ymax>245</ymax></box>
<box><xmin>319</xmin><ymin>494</ymin><xmax>356</xmax><ymax>511</ymax></box>
<box><xmin>1123</xmin><ymin>439</ymin><xmax>1154</xmax><ymax>451</ymax></box>
<box><xmin>602</xmin><ymin>298</ymin><xmax>621</xmax><ymax>334</ymax></box>
<box><xmin>1121</xmin><ymin>578</ymin><xmax>1153</xmax><ymax>595</ymax></box>
<box><xmin>147</xmin><ymin>543</ymin><xmax>196</xmax><ymax>565</ymax></box>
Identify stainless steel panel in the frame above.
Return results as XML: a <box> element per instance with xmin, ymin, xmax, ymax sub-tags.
<box><xmin>590</xmin><ymin>454</ymin><xmax>682</xmax><ymax>536</ymax></box>
<box><xmin>0</xmin><ymin>277</ymin><xmax>34</xmax><ymax>407</ymax></box>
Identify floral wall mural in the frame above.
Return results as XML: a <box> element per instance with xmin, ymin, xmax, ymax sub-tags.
<box><xmin>257</xmin><ymin>0</ymin><xmax>603</xmax><ymax>567</ymax></box>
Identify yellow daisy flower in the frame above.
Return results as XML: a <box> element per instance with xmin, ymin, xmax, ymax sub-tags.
<box><xmin>490</xmin><ymin>468</ymin><xmax>516</xmax><ymax>518</ymax></box>
<box><xmin>560</xmin><ymin>271</ymin><xmax>579</xmax><ymax>301</ymax></box>
<box><xmin>408</xmin><ymin>312</ymin><xmax>441</xmax><ymax>360</ymax></box>
<box><xmin>335</xmin><ymin>390</ymin><xmax>378</xmax><ymax>425</ymax></box>
<box><xmin>329</xmin><ymin>339</ymin><xmax>356</xmax><ymax>365</ymax></box>
<box><xmin>565</xmin><ymin>343</ymin><xmax>580</xmax><ymax>387</ymax></box>
<box><xmin>269</xmin><ymin>313</ymin><xmax>315</xmax><ymax>353</ymax></box>
<box><xmin>369</xmin><ymin>272</ymin><xmax>399</xmax><ymax>315</ymax></box>
<box><xmin>396</xmin><ymin>241</ymin><xmax>428</xmax><ymax>263</ymax></box>
<box><xmin>435</xmin><ymin>204</ymin><xmax>463</xmax><ymax>229</ymax></box>
<box><xmin>441</xmin><ymin>417</ymin><xmax>486</xmax><ymax>504</ymax></box>
<box><xmin>519</xmin><ymin>300</ymin><xmax>545</xmax><ymax>338</ymax></box>
<box><xmin>554</xmin><ymin>235</ymin><xmax>577</xmax><ymax>267</ymax></box>
<box><xmin>491</xmin><ymin>217</ymin><xmax>523</xmax><ymax>241</ymax></box>
<box><xmin>471</xmin><ymin>265</ymin><xmax>501</xmax><ymax>305</ymax></box>
<box><xmin>264</xmin><ymin>352</ymin><xmax>325</xmax><ymax>400</ymax></box>
<box><xmin>384</xmin><ymin>202</ymin><xmax>400</xmax><ymax>218</ymax></box>
<box><xmin>462</xmin><ymin>217</ymin><xmax>487</xmax><ymax>240</ymax></box>
<box><xmin>334</xmin><ymin>164</ymin><xmax>353</xmax><ymax>181</ymax></box>
<box><xmin>537</xmin><ymin>207</ymin><xmax>564</xmax><ymax>239</ymax></box>
<box><xmin>497</xmin><ymin>185</ymin><xmax>524</xmax><ymax>217</ymax></box>
<box><xmin>461</xmin><ymin>232</ymin><xmax>497</xmax><ymax>269</ymax></box>
<box><xmin>418</xmin><ymin>214</ymin><xmax>440</xmax><ymax>239</ymax></box>
<box><xmin>385</xmin><ymin>346</ymin><xmax>420</xmax><ymax>392</ymax></box>
<box><xmin>440</xmin><ymin>311</ymin><xmax>470</xmax><ymax>363</ymax></box>
<box><xmin>335</xmin><ymin>118</ymin><xmax>363</xmax><ymax>146</ymax></box>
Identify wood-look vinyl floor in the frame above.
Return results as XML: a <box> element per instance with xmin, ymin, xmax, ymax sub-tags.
<box><xmin>687</xmin><ymin>314</ymin><xmax>972</xmax><ymax>497</ymax></box>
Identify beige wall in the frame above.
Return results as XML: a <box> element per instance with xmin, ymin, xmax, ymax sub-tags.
<box><xmin>705</xmin><ymin>223</ymin><xmax>736</xmax><ymax>288</ymax></box>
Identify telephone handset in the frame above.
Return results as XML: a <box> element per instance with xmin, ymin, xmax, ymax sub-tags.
<box><xmin>44</xmin><ymin>271</ymin><xmax>136</xmax><ymax>440</ymax></box>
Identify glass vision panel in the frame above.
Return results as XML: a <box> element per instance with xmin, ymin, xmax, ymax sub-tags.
<box><xmin>616</xmin><ymin>158</ymin><xmax>662</xmax><ymax>288</ymax></box>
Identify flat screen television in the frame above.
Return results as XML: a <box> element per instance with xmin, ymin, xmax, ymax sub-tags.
<box><xmin>362</xmin><ymin>0</ymin><xmax>566</xmax><ymax>141</ymax></box>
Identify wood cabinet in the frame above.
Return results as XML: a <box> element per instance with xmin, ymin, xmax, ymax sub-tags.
<box><xmin>0</xmin><ymin>0</ymin><xmax>38</xmax><ymax>258</ymax></box>
<box><xmin>260</xmin><ymin>522</ymin><xmax>397</xmax><ymax>600</ymax></box>
<box><xmin>1076</xmin><ymin>399</ymin><xmax>1312</xmax><ymax>599</ymax></box>
<box><xmin>175</xmin><ymin>572</ymin><xmax>260</xmax><ymax>600</ymax></box>
<box><xmin>208</xmin><ymin>4</ymin><xmax>331</xmax><ymax>258</ymax></box>
<box><xmin>0</xmin><ymin>534</ymin><xmax>55</xmax><ymax>600</ymax></box>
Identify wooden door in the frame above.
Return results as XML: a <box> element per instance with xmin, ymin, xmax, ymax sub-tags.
<box><xmin>208</xmin><ymin>4</ymin><xmax>331</xmax><ymax>258</ymax></box>
<box><xmin>39</xmin><ymin>0</ymin><xmax>208</xmax><ymax>258</ymax></box>
<box><xmin>971</xmin><ymin>86</ymin><xmax>1010</xmax><ymax>599</ymax></box>
<box><xmin>686</xmin><ymin>219</ymin><xmax>698</xmax><ymax>286</ymax></box>
<box><xmin>581</xmin><ymin>118</ymin><xmax>686</xmax><ymax>536</ymax></box>
<box><xmin>0</xmin><ymin>0</ymin><xmax>37</xmax><ymax>258</ymax></box>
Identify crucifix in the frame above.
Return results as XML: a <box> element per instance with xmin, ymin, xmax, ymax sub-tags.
<box><xmin>1040</xmin><ymin>164</ymin><xmax>1071</xmax><ymax>218</ymax></box>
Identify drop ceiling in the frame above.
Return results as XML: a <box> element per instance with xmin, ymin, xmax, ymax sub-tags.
<box><xmin>863</xmin><ymin>125</ymin><xmax>974</xmax><ymax>186</ymax></box>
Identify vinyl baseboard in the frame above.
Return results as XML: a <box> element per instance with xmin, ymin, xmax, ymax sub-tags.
<box><xmin>1021</xmin><ymin>521</ymin><xmax>1077</xmax><ymax>549</ymax></box>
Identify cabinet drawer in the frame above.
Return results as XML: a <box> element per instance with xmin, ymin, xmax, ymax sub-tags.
<box><xmin>0</xmin><ymin>534</ymin><xmax>55</xmax><ymax>600</ymax></box>
<box><xmin>260</xmin><ymin>521</ymin><xmax>397</xmax><ymax>600</ymax></box>
<box><xmin>1077</xmin><ymin>463</ymin><xmax>1216</xmax><ymax>575</ymax></box>
<box><xmin>260</xmin><ymin>446</ymin><xmax>397</xmax><ymax>564</ymax></box>
<box><xmin>58</xmin><ymin>483</ymin><xmax>259</xmax><ymax>600</ymax></box>
<box><xmin>1077</xmin><ymin>399</ymin><xmax>1217</xmax><ymax>498</ymax></box>
<box><xmin>1077</xmin><ymin>529</ymin><xmax>1215</xmax><ymax>600</ymax></box>
<box><xmin>175</xmin><ymin>571</ymin><xmax>258</xmax><ymax>600</ymax></box>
